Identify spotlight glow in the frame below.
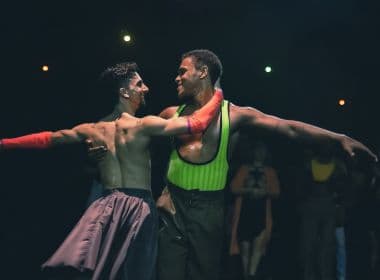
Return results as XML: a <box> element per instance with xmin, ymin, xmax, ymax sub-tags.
<box><xmin>265</xmin><ymin>66</ymin><xmax>272</xmax><ymax>73</ymax></box>
<box><xmin>123</xmin><ymin>35</ymin><xmax>131</xmax><ymax>42</ymax></box>
<box><xmin>42</xmin><ymin>65</ymin><xmax>49</xmax><ymax>72</ymax></box>
<box><xmin>338</xmin><ymin>99</ymin><xmax>345</xmax><ymax>106</ymax></box>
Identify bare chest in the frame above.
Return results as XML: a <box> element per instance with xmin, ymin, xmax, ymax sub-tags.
<box><xmin>175</xmin><ymin>115</ymin><xmax>221</xmax><ymax>163</ymax></box>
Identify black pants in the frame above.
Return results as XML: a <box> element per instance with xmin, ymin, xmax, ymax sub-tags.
<box><xmin>157</xmin><ymin>184</ymin><xmax>225</xmax><ymax>280</ymax></box>
<box><xmin>298</xmin><ymin>197</ymin><xmax>336</xmax><ymax>280</ymax></box>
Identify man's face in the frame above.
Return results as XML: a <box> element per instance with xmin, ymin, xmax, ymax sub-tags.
<box><xmin>125</xmin><ymin>72</ymin><xmax>149</xmax><ymax>107</ymax></box>
<box><xmin>175</xmin><ymin>56</ymin><xmax>203</xmax><ymax>101</ymax></box>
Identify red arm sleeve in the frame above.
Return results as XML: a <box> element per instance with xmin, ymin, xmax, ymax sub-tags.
<box><xmin>187</xmin><ymin>89</ymin><xmax>223</xmax><ymax>134</ymax></box>
<box><xmin>1</xmin><ymin>131</ymin><xmax>53</xmax><ymax>150</ymax></box>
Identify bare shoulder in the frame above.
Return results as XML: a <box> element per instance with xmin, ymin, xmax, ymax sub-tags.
<box><xmin>72</xmin><ymin>122</ymin><xmax>96</xmax><ymax>133</ymax></box>
<box><xmin>74</xmin><ymin>122</ymin><xmax>117</xmax><ymax>137</ymax></box>
<box><xmin>58</xmin><ymin>122</ymin><xmax>98</xmax><ymax>140</ymax></box>
<box><xmin>115</xmin><ymin>113</ymin><xmax>141</xmax><ymax>131</ymax></box>
<box><xmin>229</xmin><ymin>102</ymin><xmax>264</xmax><ymax>124</ymax></box>
<box><xmin>230</xmin><ymin>102</ymin><xmax>264</xmax><ymax>116</ymax></box>
<box><xmin>229</xmin><ymin>102</ymin><xmax>284</xmax><ymax>133</ymax></box>
<box><xmin>159</xmin><ymin>106</ymin><xmax>179</xmax><ymax>119</ymax></box>
<box><xmin>96</xmin><ymin>120</ymin><xmax>117</xmax><ymax>131</ymax></box>
<box><xmin>119</xmin><ymin>112</ymin><xmax>135</xmax><ymax>120</ymax></box>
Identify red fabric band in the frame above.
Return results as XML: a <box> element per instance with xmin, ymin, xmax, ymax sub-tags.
<box><xmin>187</xmin><ymin>89</ymin><xmax>223</xmax><ymax>134</ymax></box>
<box><xmin>1</xmin><ymin>131</ymin><xmax>53</xmax><ymax>149</ymax></box>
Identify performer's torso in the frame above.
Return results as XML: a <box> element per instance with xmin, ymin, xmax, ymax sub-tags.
<box><xmin>175</xmin><ymin>106</ymin><xmax>222</xmax><ymax>164</ymax></box>
<box><xmin>167</xmin><ymin>101</ymin><xmax>236</xmax><ymax>191</ymax></box>
<box><xmin>82</xmin><ymin>120</ymin><xmax>151</xmax><ymax>190</ymax></box>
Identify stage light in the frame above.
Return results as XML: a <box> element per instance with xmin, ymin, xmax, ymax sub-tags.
<box><xmin>42</xmin><ymin>65</ymin><xmax>49</xmax><ymax>72</ymax></box>
<box><xmin>123</xmin><ymin>35</ymin><xmax>131</xmax><ymax>42</ymax></box>
<box><xmin>338</xmin><ymin>99</ymin><xmax>345</xmax><ymax>106</ymax></box>
<box><xmin>265</xmin><ymin>66</ymin><xmax>272</xmax><ymax>73</ymax></box>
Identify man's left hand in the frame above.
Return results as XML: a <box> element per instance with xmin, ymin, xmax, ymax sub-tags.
<box><xmin>340</xmin><ymin>135</ymin><xmax>378</xmax><ymax>162</ymax></box>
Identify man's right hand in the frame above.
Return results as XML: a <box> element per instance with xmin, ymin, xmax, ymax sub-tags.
<box><xmin>86</xmin><ymin>139</ymin><xmax>108</xmax><ymax>164</ymax></box>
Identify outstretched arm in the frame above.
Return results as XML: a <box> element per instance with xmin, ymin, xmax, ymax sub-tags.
<box><xmin>0</xmin><ymin>124</ymin><xmax>90</xmax><ymax>151</ymax></box>
<box><xmin>235</xmin><ymin>105</ymin><xmax>378</xmax><ymax>162</ymax></box>
<box><xmin>120</xmin><ymin>89</ymin><xmax>223</xmax><ymax>137</ymax></box>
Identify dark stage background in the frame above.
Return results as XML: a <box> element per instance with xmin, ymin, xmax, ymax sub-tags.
<box><xmin>0</xmin><ymin>0</ymin><xmax>379</xmax><ymax>279</ymax></box>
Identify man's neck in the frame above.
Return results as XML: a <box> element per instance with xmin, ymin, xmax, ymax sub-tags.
<box><xmin>101</xmin><ymin>102</ymin><xmax>136</xmax><ymax>121</ymax></box>
<box><xmin>118</xmin><ymin>102</ymin><xmax>136</xmax><ymax>115</ymax></box>
<box><xmin>189</xmin><ymin>86</ymin><xmax>215</xmax><ymax>109</ymax></box>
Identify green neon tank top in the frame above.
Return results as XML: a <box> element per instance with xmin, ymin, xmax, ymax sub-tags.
<box><xmin>166</xmin><ymin>100</ymin><xmax>230</xmax><ymax>191</ymax></box>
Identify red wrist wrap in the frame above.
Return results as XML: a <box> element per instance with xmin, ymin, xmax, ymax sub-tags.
<box><xmin>187</xmin><ymin>89</ymin><xmax>223</xmax><ymax>134</ymax></box>
<box><xmin>1</xmin><ymin>131</ymin><xmax>53</xmax><ymax>149</ymax></box>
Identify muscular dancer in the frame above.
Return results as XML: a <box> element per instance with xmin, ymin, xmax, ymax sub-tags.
<box><xmin>0</xmin><ymin>62</ymin><xmax>223</xmax><ymax>280</ymax></box>
<box><xmin>156</xmin><ymin>49</ymin><xmax>377</xmax><ymax>280</ymax></box>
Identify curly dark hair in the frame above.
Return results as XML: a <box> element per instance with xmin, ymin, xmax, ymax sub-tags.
<box><xmin>100</xmin><ymin>62</ymin><xmax>139</xmax><ymax>89</ymax></box>
<box><xmin>181</xmin><ymin>49</ymin><xmax>223</xmax><ymax>86</ymax></box>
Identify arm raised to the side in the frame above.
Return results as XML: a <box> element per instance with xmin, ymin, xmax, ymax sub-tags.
<box><xmin>118</xmin><ymin>89</ymin><xmax>223</xmax><ymax>137</ymax></box>
<box><xmin>234</xmin><ymin>105</ymin><xmax>378</xmax><ymax>162</ymax></box>
<box><xmin>0</xmin><ymin>123</ymin><xmax>93</xmax><ymax>151</ymax></box>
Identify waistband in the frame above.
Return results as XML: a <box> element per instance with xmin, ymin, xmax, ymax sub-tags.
<box><xmin>103</xmin><ymin>187</ymin><xmax>153</xmax><ymax>201</ymax></box>
<box><xmin>167</xmin><ymin>182</ymin><xmax>224</xmax><ymax>201</ymax></box>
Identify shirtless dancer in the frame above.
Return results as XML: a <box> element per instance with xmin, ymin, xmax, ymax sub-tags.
<box><xmin>0</xmin><ymin>62</ymin><xmax>223</xmax><ymax>280</ymax></box>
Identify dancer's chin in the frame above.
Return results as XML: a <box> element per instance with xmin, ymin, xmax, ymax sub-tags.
<box><xmin>177</xmin><ymin>93</ymin><xmax>193</xmax><ymax>104</ymax></box>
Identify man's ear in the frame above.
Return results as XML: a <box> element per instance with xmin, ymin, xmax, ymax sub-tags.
<box><xmin>199</xmin><ymin>65</ymin><xmax>209</xmax><ymax>79</ymax></box>
<box><xmin>119</xmin><ymin>87</ymin><xmax>130</xmax><ymax>98</ymax></box>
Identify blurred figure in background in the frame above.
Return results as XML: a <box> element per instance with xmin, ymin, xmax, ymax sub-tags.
<box><xmin>230</xmin><ymin>141</ymin><xmax>280</xmax><ymax>280</ymax></box>
<box><xmin>298</xmin><ymin>147</ymin><xmax>347</xmax><ymax>280</ymax></box>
